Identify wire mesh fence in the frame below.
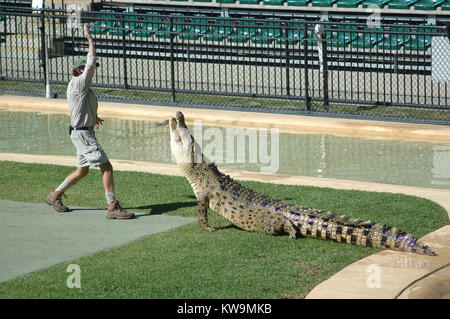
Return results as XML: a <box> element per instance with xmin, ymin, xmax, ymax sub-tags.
<box><xmin>0</xmin><ymin>6</ymin><xmax>449</xmax><ymax>124</ymax></box>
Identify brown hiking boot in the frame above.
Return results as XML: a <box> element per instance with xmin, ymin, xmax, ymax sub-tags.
<box><xmin>45</xmin><ymin>189</ymin><xmax>69</xmax><ymax>212</ymax></box>
<box><xmin>106</xmin><ymin>200</ymin><xmax>134</xmax><ymax>219</ymax></box>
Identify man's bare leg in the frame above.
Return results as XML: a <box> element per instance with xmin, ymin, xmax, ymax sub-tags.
<box><xmin>100</xmin><ymin>161</ymin><xmax>134</xmax><ymax>219</ymax></box>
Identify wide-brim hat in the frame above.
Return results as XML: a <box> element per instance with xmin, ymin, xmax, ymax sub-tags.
<box><xmin>72</xmin><ymin>57</ymin><xmax>99</xmax><ymax>70</ymax></box>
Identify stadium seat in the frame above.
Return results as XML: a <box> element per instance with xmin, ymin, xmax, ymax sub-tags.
<box><xmin>336</xmin><ymin>0</ymin><xmax>364</xmax><ymax>7</ymax></box>
<box><xmin>378</xmin><ymin>25</ymin><xmax>411</xmax><ymax>50</ymax></box>
<box><xmin>307</xmin><ymin>26</ymin><xmax>333</xmax><ymax>46</ymax></box>
<box><xmin>239</xmin><ymin>0</ymin><xmax>260</xmax><ymax>3</ymax></box>
<box><xmin>361</xmin><ymin>0</ymin><xmax>392</xmax><ymax>7</ymax></box>
<box><xmin>276</xmin><ymin>20</ymin><xmax>307</xmax><ymax>44</ymax></box>
<box><xmin>229</xmin><ymin>20</ymin><xmax>259</xmax><ymax>43</ymax></box>
<box><xmin>89</xmin><ymin>11</ymin><xmax>115</xmax><ymax>35</ymax></box>
<box><xmin>404</xmin><ymin>24</ymin><xmax>437</xmax><ymax>50</ymax></box>
<box><xmin>89</xmin><ymin>23</ymin><xmax>108</xmax><ymax>35</ymax></box>
<box><xmin>287</xmin><ymin>0</ymin><xmax>311</xmax><ymax>4</ymax></box>
<box><xmin>193</xmin><ymin>0</ymin><xmax>213</xmax><ymax>2</ymax></box>
<box><xmin>387</xmin><ymin>0</ymin><xmax>419</xmax><ymax>9</ymax></box>
<box><xmin>123</xmin><ymin>15</ymin><xmax>140</xmax><ymax>33</ymax></box>
<box><xmin>132</xmin><ymin>13</ymin><xmax>162</xmax><ymax>37</ymax></box>
<box><xmin>264</xmin><ymin>0</ymin><xmax>286</xmax><ymax>4</ymax></box>
<box><xmin>216</xmin><ymin>0</ymin><xmax>236</xmax><ymax>2</ymax></box>
<box><xmin>414</xmin><ymin>0</ymin><xmax>446</xmax><ymax>9</ymax></box>
<box><xmin>156</xmin><ymin>13</ymin><xmax>185</xmax><ymax>38</ymax></box>
<box><xmin>252</xmin><ymin>19</ymin><xmax>281</xmax><ymax>44</ymax></box>
<box><xmin>204</xmin><ymin>19</ymin><xmax>233</xmax><ymax>41</ymax></box>
<box><xmin>181</xmin><ymin>15</ymin><xmax>209</xmax><ymax>40</ymax></box>
<box><xmin>328</xmin><ymin>22</ymin><xmax>359</xmax><ymax>47</ymax></box>
<box><xmin>311</xmin><ymin>0</ymin><xmax>337</xmax><ymax>6</ymax></box>
<box><xmin>109</xmin><ymin>14</ymin><xmax>138</xmax><ymax>36</ymax></box>
<box><xmin>442</xmin><ymin>0</ymin><xmax>450</xmax><ymax>9</ymax></box>
<box><xmin>351</xmin><ymin>26</ymin><xmax>383</xmax><ymax>48</ymax></box>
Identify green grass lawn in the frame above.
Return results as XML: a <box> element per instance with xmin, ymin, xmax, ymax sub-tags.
<box><xmin>0</xmin><ymin>161</ymin><xmax>448</xmax><ymax>298</ymax></box>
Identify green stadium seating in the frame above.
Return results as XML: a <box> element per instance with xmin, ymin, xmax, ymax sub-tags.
<box><xmin>278</xmin><ymin>29</ymin><xmax>307</xmax><ymax>44</ymax></box>
<box><xmin>109</xmin><ymin>14</ymin><xmax>139</xmax><ymax>36</ymax></box>
<box><xmin>204</xmin><ymin>20</ymin><xmax>233</xmax><ymax>41</ymax></box>
<box><xmin>287</xmin><ymin>0</ymin><xmax>311</xmax><ymax>4</ymax></box>
<box><xmin>156</xmin><ymin>13</ymin><xmax>185</xmax><ymax>38</ymax></box>
<box><xmin>132</xmin><ymin>13</ymin><xmax>162</xmax><ymax>37</ymax></box>
<box><xmin>193</xmin><ymin>0</ymin><xmax>213</xmax><ymax>2</ymax></box>
<box><xmin>388</xmin><ymin>0</ymin><xmax>419</xmax><ymax>9</ymax></box>
<box><xmin>89</xmin><ymin>11</ymin><xmax>115</xmax><ymax>35</ymax></box>
<box><xmin>336</xmin><ymin>0</ymin><xmax>364</xmax><ymax>7</ymax></box>
<box><xmin>239</xmin><ymin>0</ymin><xmax>260</xmax><ymax>3</ymax></box>
<box><xmin>263</xmin><ymin>0</ymin><xmax>285</xmax><ymax>4</ymax></box>
<box><xmin>442</xmin><ymin>0</ymin><xmax>450</xmax><ymax>9</ymax></box>
<box><xmin>229</xmin><ymin>20</ymin><xmax>259</xmax><ymax>43</ymax></box>
<box><xmin>404</xmin><ymin>24</ymin><xmax>437</xmax><ymax>50</ymax></box>
<box><xmin>276</xmin><ymin>20</ymin><xmax>307</xmax><ymax>44</ymax></box>
<box><xmin>307</xmin><ymin>26</ymin><xmax>333</xmax><ymax>46</ymax></box>
<box><xmin>89</xmin><ymin>23</ymin><xmax>108</xmax><ymax>35</ymax></box>
<box><xmin>361</xmin><ymin>0</ymin><xmax>392</xmax><ymax>7</ymax></box>
<box><xmin>351</xmin><ymin>26</ymin><xmax>383</xmax><ymax>48</ymax></box>
<box><xmin>328</xmin><ymin>22</ymin><xmax>359</xmax><ymax>47</ymax></box>
<box><xmin>252</xmin><ymin>19</ymin><xmax>281</xmax><ymax>44</ymax></box>
<box><xmin>181</xmin><ymin>15</ymin><xmax>209</xmax><ymax>40</ymax></box>
<box><xmin>378</xmin><ymin>25</ymin><xmax>411</xmax><ymax>49</ymax></box>
<box><xmin>414</xmin><ymin>0</ymin><xmax>446</xmax><ymax>9</ymax></box>
<box><xmin>124</xmin><ymin>15</ymin><xmax>140</xmax><ymax>33</ymax></box>
<box><xmin>216</xmin><ymin>0</ymin><xmax>236</xmax><ymax>2</ymax></box>
<box><xmin>311</xmin><ymin>0</ymin><xmax>337</xmax><ymax>6</ymax></box>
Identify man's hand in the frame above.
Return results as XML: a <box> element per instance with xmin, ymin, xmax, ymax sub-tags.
<box><xmin>84</xmin><ymin>23</ymin><xmax>93</xmax><ymax>41</ymax></box>
<box><xmin>94</xmin><ymin>117</ymin><xmax>104</xmax><ymax>129</ymax></box>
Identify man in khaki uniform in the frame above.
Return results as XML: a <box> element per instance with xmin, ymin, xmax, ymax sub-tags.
<box><xmin>45</xmin><ymin>24</ymin><xmax>133</xmax><ymax>220</ymax></box>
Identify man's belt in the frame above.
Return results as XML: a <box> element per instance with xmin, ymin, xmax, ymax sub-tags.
<box><xmin>69</xmin><ymin>126</ymin><xmax>93</xmax><ymax>135</ymax></box>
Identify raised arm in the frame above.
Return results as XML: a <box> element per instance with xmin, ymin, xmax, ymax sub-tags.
<box><xmin>77</xmin><ymin>24</ymin><xmax>98</xmax><ymax>91</ymax></box>
<box><xmin>84</xmin><ymin>23</ymin><xmax>95</xmax><ymax>58</ymax></box>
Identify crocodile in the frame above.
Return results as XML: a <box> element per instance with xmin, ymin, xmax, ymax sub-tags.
<box><xmin>169</xmin><ymin>111</ymin><xmax>436</xmax><ymax>256</ymax></box>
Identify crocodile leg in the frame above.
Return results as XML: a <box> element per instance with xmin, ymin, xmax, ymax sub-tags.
<box><xmin>197</xmin><ymin>196</ymin><xmax>216</xmax><ymax>232</ymax></box>
<box><xmin>283</xmin><ymin>219</ymin><xmax>298</xmax><ymax>239</ymax></box>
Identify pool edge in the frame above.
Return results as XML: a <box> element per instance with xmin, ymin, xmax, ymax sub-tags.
<box><xmin>1</xmin><ymin>95</ymin><xmax>450</xmax><ymax>143</ymax></box>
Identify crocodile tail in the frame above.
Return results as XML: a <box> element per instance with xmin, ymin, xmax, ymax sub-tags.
<box><xmin>284</xmin><ymin>211</ymin><xmax>436</xmax><ymax>256</ymax></box>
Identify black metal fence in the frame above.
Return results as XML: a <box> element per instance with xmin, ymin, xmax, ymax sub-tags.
<box><xmin>0</xmin><ymin>6</ymin><xmax>449</xmax><ymax>124</ymax></box>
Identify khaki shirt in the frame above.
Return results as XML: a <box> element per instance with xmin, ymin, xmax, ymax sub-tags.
<box><xmin>67</xmin><ymin>54</ymin><xmax>98</xmax><ymax>128</ymax></box>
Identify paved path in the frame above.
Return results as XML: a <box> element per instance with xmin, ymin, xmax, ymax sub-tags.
<box><xmin>0</xmin><ymin>199</ymin><xmax>195</xmax><ymax>283</ymax></box>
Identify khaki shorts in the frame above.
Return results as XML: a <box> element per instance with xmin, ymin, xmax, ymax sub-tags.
<box><xmin>70</xmin><ymin>129</ymin><xmax>109</xmax><ymax>168</ymax></box>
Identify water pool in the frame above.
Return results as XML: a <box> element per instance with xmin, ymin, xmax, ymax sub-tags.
<box><xmin>0</xmin><ymin>109</ymin><xmax>449</xmax><ymax>189</ymax></box>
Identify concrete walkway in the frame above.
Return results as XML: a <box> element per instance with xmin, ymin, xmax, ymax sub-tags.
<box><xmin>0</xmin><ymin>95</ymin><xmax>449</xmax><ymax>298</ymax></box>
<box><xmin>0</xmin><ymin>199</ymin><xmax>195</xmax><ymax>283</ymax></box>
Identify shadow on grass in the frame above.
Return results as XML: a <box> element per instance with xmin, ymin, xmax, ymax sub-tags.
<box><xmin>125</xmin><ymin>201</ymin><xmax>197</xmax><ymax>216</ymax></box>
<box><xmin>213</xmin><ymin>224</ymin><xmax>239</xmax><ymax>231</ymax></box>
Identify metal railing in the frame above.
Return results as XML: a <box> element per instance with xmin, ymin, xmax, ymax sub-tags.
<box><xmin>0</xmin><ymin>6</ymin><xmax>449</xmax><ymax>124</ymax></box>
